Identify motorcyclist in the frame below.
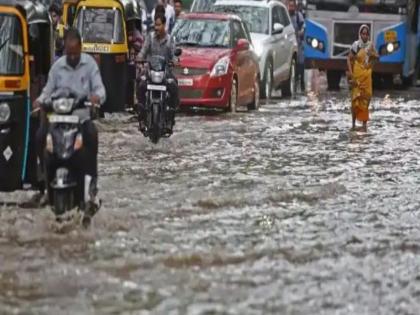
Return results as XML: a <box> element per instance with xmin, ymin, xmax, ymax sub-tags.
<box><xmin>33</xmin><ymin>28</ymin><xmax>106</xmax><ymax>210</ymax></box>
<box><xmin>127</xmin><ymin>20</ymin><xmax>144</xmax><ymax>111</ymax></box>
<box><xmin>136</xmin><ymin>13</ymin><xmax>179</xmax><ymax>134</ymax></box>
<box><xmin>49</xmin><ymin>3</ymin><xmax>64</xmax><ymax>60</ymax></box>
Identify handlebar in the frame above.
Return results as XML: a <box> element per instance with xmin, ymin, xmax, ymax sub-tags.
<box><xmin>84</xmin><ymin>101</ymin><xmax>101</xmax><ymax>108</ymax></box>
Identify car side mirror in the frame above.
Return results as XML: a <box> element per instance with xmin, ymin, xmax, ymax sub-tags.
<box><xmin>236</xmin><ymin>38</ymin><xmax>250</xmax><ymax>51</ymax></box>
<box><xmin>174</xmin><ymin>47</ymin><xmax>182</xmax><ymax>57</ymax></box>
<box><xmin>273</xmin><ymin>23</ymin><xmax>284</xmax><ymax>34</ymax></box>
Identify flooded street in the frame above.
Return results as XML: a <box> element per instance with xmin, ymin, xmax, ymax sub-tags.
<box><xmin>1</xmin><ymin>88</ymin><xmax>420</xmax><ymax>314</ymax></box>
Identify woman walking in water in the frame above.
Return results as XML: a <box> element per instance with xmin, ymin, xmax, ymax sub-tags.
<box><xmin>347</xmin><ymin>24</ymin><xmax>379</xmax><ymax>131</ymax></box>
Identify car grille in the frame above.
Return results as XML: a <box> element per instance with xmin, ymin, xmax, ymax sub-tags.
<box><xmin>333</xmin><ymin>22</ymin><xmax>371</xmax><ymax>58</ymax></box>
<box><xmin>174</xmin><ymin>67</ymin><xmax>208</xmax><ymax>76</ymax></box>
<box><xmin>180</xmin><ymin>89</ymin><xmax>203</xmax><ymax>99</ymax></box>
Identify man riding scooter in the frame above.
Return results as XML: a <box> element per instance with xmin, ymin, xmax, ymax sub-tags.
<box><xmin>33</xmin><ymin>28</ymin><xmax>106</xmax><ymax>212</ymax></box>
<box><xmin>136</xmin><ymin>13</ymin><xmax>179</xmax><ymax>134</ymax></box>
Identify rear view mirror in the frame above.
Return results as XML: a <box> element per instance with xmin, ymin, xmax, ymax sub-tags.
<box><xmin>174</xmin><ymin>47</ymin><xmax>182</xmax><ymax>57</ymax></box>
<box><xmin>236</xmin><ymin>38</ymin><xmax>250</xmax><ymax>50</ymax></box>
<box><xmin>273</xmin><ymin>23</ymin><xmax>284</xmax><ymax>34</ymax></box>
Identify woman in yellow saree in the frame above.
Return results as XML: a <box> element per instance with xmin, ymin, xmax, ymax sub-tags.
<box><xmin>347</xmin><ymin>24</ymin><xmax>378</xmax><ymax>131</ymax></box>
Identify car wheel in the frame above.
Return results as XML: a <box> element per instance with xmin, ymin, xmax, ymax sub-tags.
<box><xmin>229</xmin><ymin>78</ymin><xmax>238</xmax><ymax>113</ymax></box>
<box><xmin>248</xmin><ymin>76</ymin><xmax>260</xmax><ymax>111</ymax></box>
<box><xmin>261</xmin><ymin>61</ymin><xmax>273</xmax><ymax>99</ymax></box>
<box><xmin>281</xmin><ymin>58</ymin><xmax>296</xmax><ymax>97</ymax></box>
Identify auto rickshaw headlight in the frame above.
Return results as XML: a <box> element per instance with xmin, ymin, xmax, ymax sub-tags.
<box><xmin>0</xmin><ymin>103</ymin><xmax>11</xmax><ymax>123</ymax></box>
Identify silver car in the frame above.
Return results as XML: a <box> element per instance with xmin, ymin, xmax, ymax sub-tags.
<box><xmin>214</xmin><ymin>0</ymin><xmax>298</xmax><ymax>98</ymax></box>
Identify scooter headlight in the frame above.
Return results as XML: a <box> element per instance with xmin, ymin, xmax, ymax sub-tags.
<box><xmin>150</xmin><ymin>70</ymin><xmax>164</xmax><ymax>83</ymax></box>
<box><xmin>386</xmin><ymin>42</ymin><xmax>394</xmax><ymax>53</ymax></box>
<box><xmin>0</xmin><ymin>103</ymin><xmax>11</xmax><ymax>123</ymax></box>
<box><xmin>311</xmin><ymin>38</ymin><xmax>319</xmax><ymax>49</ymax></box>
<box><xmin>53</xmin><ymin>98</ymin><xmax>74</xmax><ymax>114</ymax></box>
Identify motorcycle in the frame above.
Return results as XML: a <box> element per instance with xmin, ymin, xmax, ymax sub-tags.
<box><xmin>137</xmin><ymin>48</ymin><xmax>182</xmax><ymax>144</ymax></box>
<box><xmin>43</xmin><ymin>98</ymin><xmax>99</xmax><ymax>219</ymax></box>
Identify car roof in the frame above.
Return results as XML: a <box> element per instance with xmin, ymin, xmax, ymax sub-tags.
<box><xmin>215</xmin><ymin>0</ymin><xmax>286</xmax><ymax>8</ymax></box>
<box><xmin>181</xmin><ymin>12</ymin><xmax>241</xmax><ymax>21</ymax></box>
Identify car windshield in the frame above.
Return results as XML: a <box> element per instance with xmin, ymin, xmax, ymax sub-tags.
<box><xmin>77</xmin><ymin>8</ymin><xmax>124</xmax><ymax>44</ymax></box>
<box><xmin>307</xmin><ymin>0</ymin><xmax>408</xmax><ymax>13</ymax></box>
<box><xmin>214</xmin><ymin>5</ymin><xmax>269</xmax><ymax>34</ymax></box>
<box><xmin>190</xmin><ymin>0</ymin><xmax>217</xmax><ymax>12</ymax></box>
<box><xmin>172</xmin><ymin>18</ymin><xmax>231</xmax><ymax>48</ymax></box>
<box><xmin>0</xmin><ymin>14</ymin><xmax>24</xmax><ymax>75</ymax></box>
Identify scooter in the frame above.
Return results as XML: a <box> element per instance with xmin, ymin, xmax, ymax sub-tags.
<box><xmin>43</xmin><ymin>98</ymin><xmax>99</xmax><ymax>219</ymax></box>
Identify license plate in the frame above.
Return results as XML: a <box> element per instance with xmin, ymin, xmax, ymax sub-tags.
<box><xmin>178</xmin><ymin>78</ymin><xmax>193</xmax><ymax>86</ymax></box>
<box><xmin>49</xmin><ymin>115</ymin><xmax>79</xmax><ymax>124</ymax></box>
<box><xmin>147</xmin><ymin>84</ymin><xmax>167</xmax><ymax>91</ymax></box>
<box><xmin>384</xmin><ymin>30</ymin><xmax>397</xmax><ymax>43</ymax></box>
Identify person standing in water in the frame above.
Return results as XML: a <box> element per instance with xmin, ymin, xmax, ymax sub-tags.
<box><xmin>347</xmin><ymin>24</ymin><xmax>379</xmax><ymax>131</ymax></box>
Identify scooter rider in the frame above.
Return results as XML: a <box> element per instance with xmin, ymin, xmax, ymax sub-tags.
<box><xmin>136</xmin><ymin>13</ymin><xmax>179</xmax><ymax>134</ymax></box>
<box><xmin>33</xmin><ymin>28</ymin><xmax>106</xmax><ymax>209</ymax></box>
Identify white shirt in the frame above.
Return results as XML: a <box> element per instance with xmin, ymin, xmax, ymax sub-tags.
<box><xmin>37</xmin><ymin>53</ymin><xmax>106</xmax><ymax>105</ymax></box>
<box><xmin>152</xmin><ymin>4</ymin><xmax>176</xmax><ymax>32</ymax></box>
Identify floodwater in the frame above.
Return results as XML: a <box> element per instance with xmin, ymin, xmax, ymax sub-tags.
<box><xmin>1</xmin><ymin>86</ymin><xmax>420</xmax><ymax>314</ymax></box>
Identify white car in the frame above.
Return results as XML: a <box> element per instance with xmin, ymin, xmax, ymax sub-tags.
<box><xmin>214</xmin><ymin>0</ymin><xmax>298</xmax><ymax>98</ymax></box>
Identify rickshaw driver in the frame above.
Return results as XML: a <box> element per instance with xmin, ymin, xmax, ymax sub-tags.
<box><xmin>32</xmin><ymin>28</ymin><xmax>106</xmax><ymax>207</ymax></box>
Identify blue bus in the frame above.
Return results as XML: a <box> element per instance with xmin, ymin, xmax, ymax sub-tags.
<box><xmin>304</xmin><ymin>0</ymin><xmax>420</xmax><ymax>89</ymax></box>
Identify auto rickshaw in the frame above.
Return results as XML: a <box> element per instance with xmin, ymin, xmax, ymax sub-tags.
<box><xmin>74</xmin><ymin>0</ymin><xmax>142</xmax><ymax>113</ymax></box>
<box><xmin>0</xmin><ymin>0</ymin><xmax>53</xmax><ymax>192</ymax></box>
<box><xmin>57</xmin><ymin>0</ymin><xmax>79</xmax><ymax>37</ymax></box>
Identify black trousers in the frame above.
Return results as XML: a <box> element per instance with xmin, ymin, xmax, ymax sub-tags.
<box><xmin>36</xmin><ymin>115</ymin><xmax>98</xmax><ymax>182</ymax></box>
<box><xmin>126</xmin><ymin>64</ymin><xmax>136</xmax><ymax>108</ymax></box>
<box><xmin>297</xmin><ymin>63</ymin><xmax>305</xmax><ymax>92</ymax></box>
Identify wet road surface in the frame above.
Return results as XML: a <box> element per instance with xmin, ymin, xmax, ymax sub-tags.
<box><xmin>1</xmin><ymin>87</ymin><xmax>420</xmax><ymax>314</ymax></box>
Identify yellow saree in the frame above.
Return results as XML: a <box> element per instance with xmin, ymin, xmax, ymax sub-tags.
<box><xmin>351</xmin><ymin>47</ymin><xmax>374</xmax><ymax>122</ymax></box>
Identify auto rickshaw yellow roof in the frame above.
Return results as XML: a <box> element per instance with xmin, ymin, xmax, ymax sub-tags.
<box><xmin>0</xmin><ymin>0</ymin><xmax>50</xmax><ymax>24</ymax></box>
<box><xmin>76</xmin><ymin>0</ymin><xmax>141</xmax><ymax>20</ymax></box>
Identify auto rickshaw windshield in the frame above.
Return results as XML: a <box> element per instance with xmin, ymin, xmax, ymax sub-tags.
<box><xmin>0</xmin><ymin>14</ymin><xmax>24</xmax><ymax>75</ymax></box>
<box><xmin>77</xmin><ymin>8</ymin><xmax>124</xmax><ymax>44</ymax></box>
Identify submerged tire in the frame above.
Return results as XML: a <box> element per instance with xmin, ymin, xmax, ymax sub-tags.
<box><xmin>248</xmin><ymin>76</ymin><xmax>261</xmax><ymax>110</ymax></box>
<box><xmin>150</xmin><ymin>103</ymin><xmax>160</xmax><ymax>144</ymax></box>
<box><xmin>282</xmin><ymin>58</ymin><xmax>297</xmax><ymax>97</ymax></box>
<box><xmin>261</xmin><ymin>61</ymin><xmax>273</xmax><ymax>99</ymax></box>
<box><xmin>53</xmin><ymin>189</ymin><xmax>74</xmax><ymax>216</ymax></box>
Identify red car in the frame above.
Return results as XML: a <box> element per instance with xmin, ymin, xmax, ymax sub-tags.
<box><xmin>172</xmin><ymin>13</ymin><xmax>260</xmax><ymax>112</ymax></box>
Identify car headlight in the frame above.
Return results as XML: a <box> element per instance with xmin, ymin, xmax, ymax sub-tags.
<box><xmin>379</xmin><ymin>41</ymin><xmax>400</xmax><ymax>56</ymax></box>
<box><xmin>151</xmin><ymin>70</ymin><xmax>164</xmax><ymax>83</ymax></box>
<box><xmin>0</xmin><ymin>103</ymin><xmax>11</xmax><ymax>123</ymax></box>
<box><xmin>306</xmin><ymin>36</ymin><xmax>325</xmax><ymax>53</ymax></box>
<box><xmin>210</xmin><ymin>56</ymin><xmax>230</xmax><ymax>77</ymax></box>
<box><xmin>386</xmin><ymin>42</ymin><xmax>394</xmax><ymax>53</ymax></box>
